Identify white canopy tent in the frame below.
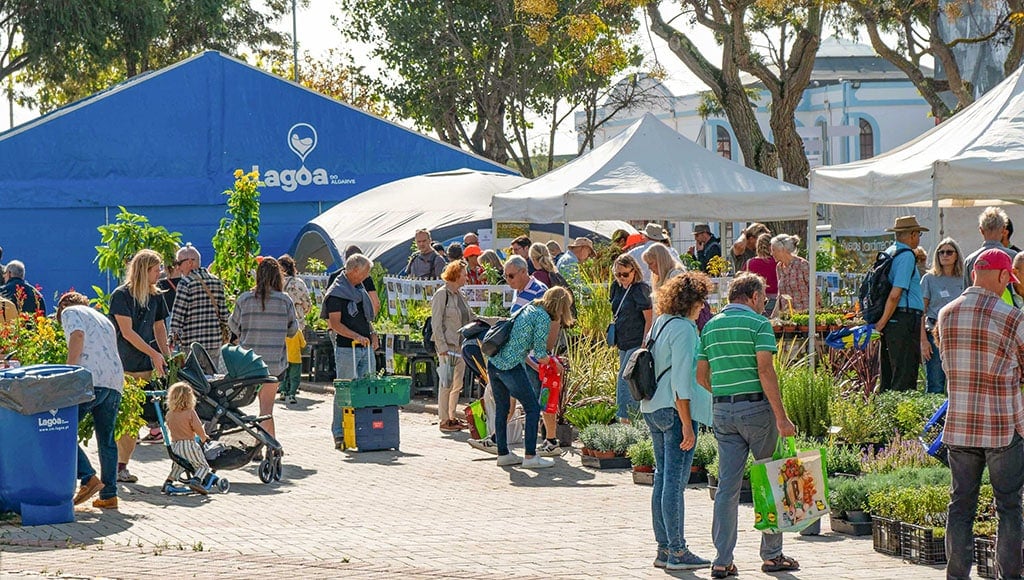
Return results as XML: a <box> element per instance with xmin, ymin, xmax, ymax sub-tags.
<box><xmin>291</xmin><ymin>168</ymin><xmax>633</xmax><ymax>273</ymax></box>
<box><xmin>808</xmin><ymin>64</ymin><xmax>1024</xmax><ymax>360</ymax></box>
<box><xmin>811</xmin><ymin>63</ymin><xmax>1024</xmax><ymax>209</ymax></box>
<box><xmin>492</xmin><ymin>113</ymin><xmax>810</xmax><ymax>229</ymax></box>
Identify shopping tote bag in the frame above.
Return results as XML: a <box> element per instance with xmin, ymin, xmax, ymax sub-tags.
<box><xmin>750</xmin><ymin>437</ymin><xmax>830</xmax><ymax>533</ymax></box>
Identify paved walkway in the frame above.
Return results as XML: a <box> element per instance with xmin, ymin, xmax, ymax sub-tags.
<box><xmin>1</xmin><ymin>385</ymin><xmax>943</xmax><ymax>579</ymax></box>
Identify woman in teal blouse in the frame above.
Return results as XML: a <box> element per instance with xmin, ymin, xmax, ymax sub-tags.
<box><xmin>643</xmin><ymin>271</ymin><xmax>714</xmax><ymax>571</ymax></box>
<box><xmin>489</xmin><ymin>287</ymin><xmax>573</xmax><ymax>470</ymax></box>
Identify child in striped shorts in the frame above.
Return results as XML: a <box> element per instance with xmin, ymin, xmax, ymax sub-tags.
<box><xmin>164</xmin><ymin>382</ymin><xmax>212</xmax><ymax>495</ymax></box>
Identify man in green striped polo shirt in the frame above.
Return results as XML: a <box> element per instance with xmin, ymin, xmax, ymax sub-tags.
<box><xmin>697</xmin><ymin>273</ymin><xmax>798</xmax><ymax>578</ymax></box>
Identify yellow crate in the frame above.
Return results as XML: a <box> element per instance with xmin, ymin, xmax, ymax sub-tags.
<box><xmin>342</xmin><ymin>406</ymin><xmax>356</xmax><ymax>450</ymax></box>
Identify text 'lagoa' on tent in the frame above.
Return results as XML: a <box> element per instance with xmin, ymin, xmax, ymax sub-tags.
<box><xmin>0</xmin><ymin>51</ymin><xmax>512</xmax><ymax>307</ymax></box>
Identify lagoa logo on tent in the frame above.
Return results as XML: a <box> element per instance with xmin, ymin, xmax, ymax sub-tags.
<box><xmin>255</xmin><ymin>123</ymin><xmax>332</xmax><ymax>192</ymax></box>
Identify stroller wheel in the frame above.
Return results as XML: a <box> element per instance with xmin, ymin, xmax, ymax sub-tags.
<box><xmin>272</xmin><ymin>456</ymin><xmax>283</xmax><ymax>481</ymax></box>
<box><xmin>217</xmin><ymin>477</ymin><xmax>230</xmax><ymax>493</ymax></box>
<box><xmin>258</xmin><ymin>459</ymin><xmax>274</xmax><ymax>483</ymax></box>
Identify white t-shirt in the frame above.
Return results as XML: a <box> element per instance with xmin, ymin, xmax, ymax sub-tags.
<box><xmin>61</xmin><ymin>305</ymin><xmax>126</xmax><ymax>393</ymax></box>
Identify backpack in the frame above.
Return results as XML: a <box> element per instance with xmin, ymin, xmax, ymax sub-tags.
<box><xmin>422</xmin><ymin>292</ymin><xmax>450</xmax><ymax>353</ymax></box>
<box><xmin>480</xmin><ymin>309</ymin><xmax>522</xmax><ymax>357</ymax></box>
<box><xmin>858</xmin><ymin>248</ymin><xmax>914</xmax><ymax>324</ymax></box>
<box><xmin>623</xmin><ymin>316</ymin><xmax>681</xmax><ymax>402</ymax></box>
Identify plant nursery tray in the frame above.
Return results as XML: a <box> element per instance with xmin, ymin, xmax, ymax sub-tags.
<box><xmin>900</xmin><ymin>522</ymin><xmax>946</xmax><ymax>565</ymax></box>
<box><xmin>871</xmin><ymin>516</ymin><xmax>903</xmax><ymax>557</ymax></box>
<box><xmin>632</xmin><ymin>470</ymin><xmax>654</xmax><ymax>485</ymax></box>
<box><xmin>830</xmin><ymin>516</ymin><xmax>873</xmax><ymax>536</ymax></box>
<box><xmin>581</xmin><ymin>455</ymin><xmax>632</xmax><ymax>470</ymax></box>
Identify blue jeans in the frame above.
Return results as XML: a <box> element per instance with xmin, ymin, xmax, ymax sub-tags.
<box><xmin>946</xmin><ymin>434</ymin><xmax>1024</xmax><ymax>580</ymax></box>
<box><xmin>923</xmin><ymin>330</ymin><xmax>945</xmax><ymax>394</ymax></box>
<box><xmin>77</xmin><ymin>387</ymin><xmax>122</xmax><ymax>500</ymax></box>
<box><xmin>712</xmin><ymin>399</ymin><xmax>782</xmax><ymax>566</ymax></box>
<box><xmin>331</xmin><ymin>345</ymin><xmax>375</xmax><ymax>440</ymax></box>
<box><xmin>616</xmin><ymin>347</ymin><xmax>640</xmax><ymax>420</ymax></box>
<box><xmin>488</xmin><ymin>361</ymin><xmax>540</xmax><ymax>456</ymax></box>
<box><xmin>644</xmin><ymin>408</ymin><xmax>697</xmax><ymax>553</ymax></box>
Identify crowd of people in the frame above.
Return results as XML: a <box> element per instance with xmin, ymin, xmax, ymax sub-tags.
<box><xmin>16</xmin><ymin>211</ymin><xmax>1024</xmax><ymax>578</ymax></box>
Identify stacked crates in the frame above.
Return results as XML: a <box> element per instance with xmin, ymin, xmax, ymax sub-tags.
<box><xmin>334</xmin><ymin>375</ymin><xmax>411</xmax><ymax>452</ymax></box>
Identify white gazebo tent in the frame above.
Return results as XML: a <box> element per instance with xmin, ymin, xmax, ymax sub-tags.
<box><xmin>809</xmin><ymin>63</ymin><xmax>1024</xmax><ymax>358</ymax></box>
<box><xmin>492</xmin><ymin>113</ymin><xmax>809</xmax><ymax>229</ymax></box>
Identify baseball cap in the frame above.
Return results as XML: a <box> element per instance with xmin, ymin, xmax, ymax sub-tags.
<box><xmin>974</xmin><ymin>248</ymin><xmax>1019</xmax><ymax>282</ymax></box>
<box><xmin>463</xmin><ymin>244</ymin><xmax>483</xmax><ymax>258</ymax></box>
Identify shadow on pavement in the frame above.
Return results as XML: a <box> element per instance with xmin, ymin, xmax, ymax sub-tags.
<box><xmin>504</xmin><ymin>460</ymin><xmax>614</xmax><ymax>488</ymax></box>
<box><xmin>794</xmin><ymin>533</ymin><xmax>847</xmax><ymax>543</ymax></box>
<box><xmin>340</xmin><ymin>450</ymin><xmax>423</xmax><ymax>465</ymax></box>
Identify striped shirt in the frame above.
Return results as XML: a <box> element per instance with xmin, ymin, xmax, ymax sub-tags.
<box><xmin>228</xmin><ymin>290</ymin><xmax>298</xmax><ymax>376</ymax></box>
<box><xmin>490</xmin><ymin>304</ymin><xmax>551</xmax><ymax>371</ymax></box>
<box><xmin>937</xmin><ymin>286</ymin><xmax>1024</xmax><ymax>448</ymax></box>
<box><xmin>698</xmin><ymin>303</ymin><xmax>777</xmax><ymax>396</ymax></box>
<box><xmin>511</xmin><ymin>277</ymin><xmax>547</xmax><ymax>314</ymax></box>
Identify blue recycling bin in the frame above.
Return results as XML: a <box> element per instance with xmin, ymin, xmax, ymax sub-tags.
<box><xmin>0</xmin><ymin>365</ymin><xmax>94</xmax><ymax>526</ymax></box>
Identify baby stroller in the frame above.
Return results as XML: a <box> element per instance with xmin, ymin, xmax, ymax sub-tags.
<box><xmin>174</xmin><ymin>342</ymin><xmax>285</xmax><ymax>484</ymax></box>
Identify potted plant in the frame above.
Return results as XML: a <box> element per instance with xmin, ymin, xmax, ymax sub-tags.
<box><xmin>580</xmin><ymin>424</ymin><xmax>639</xmax><ymax>469</ymax></box>
<box><xmin>690</xmin><ymin>431</ymin><xmax>717</xmax><ymax>485</ymax></box>
<box><xmin>828</xmin><ymin>477</ymin><xmax>873</xmax><ymax>535</ymax></box>
<box><xmin>706</xmin><ymin>454</ymin><xmax>753</xmax><ymax>503</ymax></box>
<box><xmin>627</xmin><ymin>438</ymin><xmax>655</xmax><ymax>485</ymax></box>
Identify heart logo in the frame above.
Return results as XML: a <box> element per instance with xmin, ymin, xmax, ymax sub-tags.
<box><xmin>287</xmin><ymin>123</ymin><xmax>318</xmax><ymax>164</ymax></box>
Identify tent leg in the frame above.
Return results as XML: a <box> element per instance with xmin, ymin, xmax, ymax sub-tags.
<box><xmin>808</xmin><ymin>203</ymin><xmax>817</xmax><ymax>366</ymax></box>
<box><xmin>563</xmin><ymin>193</ymin><xmax>570</xmax><ymax>247</ymax></box>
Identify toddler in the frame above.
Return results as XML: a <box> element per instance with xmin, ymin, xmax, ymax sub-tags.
<box><xmin>163</xmin><ymin>381</ymin><xmax>212</xmax><ymax>495</ymax></box>
<box><xmin>279</xmin><ymin>329</ymin><xmax>306</xmax><ymax>404</ymax></box>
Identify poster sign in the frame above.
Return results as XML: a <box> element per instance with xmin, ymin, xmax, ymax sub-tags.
<box><xmin>834</xmin><ymin>232</ymin><xmax>891</xmax><ymax>271</ymax></box>
<box><xmin>495</xmin><ymin>222</ymin><xmax>530</xmax><ymax>239</ymax></box>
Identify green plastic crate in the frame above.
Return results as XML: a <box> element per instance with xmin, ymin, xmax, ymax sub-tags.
<box><xmin>334</xmin><ymin>375</ymin><xmax>412</xmax><ymax>408</ymax></box>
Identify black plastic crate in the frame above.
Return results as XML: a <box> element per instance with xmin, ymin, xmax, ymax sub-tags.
<box><xmin>975</xmin><ymin>536</ymin><xmax>996</xmax><ymax>579</ymax></box>
<box><xmin>872</xmin><ymin>516</ymin><xmax>902</xmax><ymax>556</ymax></box>
<box><xmin>900</xmin><ymin>522</ymin><xmax>947</xmax><ymax>565</ymax></box>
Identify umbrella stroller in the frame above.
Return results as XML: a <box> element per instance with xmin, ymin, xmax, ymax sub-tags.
<box><xmin>175</xmin><ymin>343</ymin><xmax>285</xmax><ymax>483</ymax></box>
<box><xmin>145</xmin><ymin>388</ymin><xmax>231</xmax><ymax>496</ymax></box>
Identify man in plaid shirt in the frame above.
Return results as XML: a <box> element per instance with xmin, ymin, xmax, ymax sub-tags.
<box><xmin>937</xmin><ymin>248</ymin><xmax>1024</xmax><ymax>580</ymax></box>
<box><xmin>169</xmin><ymin>245</ymin><xmax>229</xmax><ymax>372</ymax></box>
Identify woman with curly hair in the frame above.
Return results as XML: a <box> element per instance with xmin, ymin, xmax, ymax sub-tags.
<box><xmin>643</xmin><ymin>271</ymin><xmax>714</xmax><ymax>571</ymax></box>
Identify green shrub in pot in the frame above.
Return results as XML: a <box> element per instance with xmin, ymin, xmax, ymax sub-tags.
<box><xmin>627</xmin><ymin>438</ymin><xmax>655</xmax><ymax>468</ymax></box>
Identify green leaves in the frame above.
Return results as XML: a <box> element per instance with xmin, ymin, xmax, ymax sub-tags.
<box><xmin>211</xmin><ymin>169</ymin><xmax>262</xmax><ymax>303</ymax></box>
<box><xmin>94</xmin><ymin>206</ymin><xmax>182</xmax><ymax>281</ymax></box>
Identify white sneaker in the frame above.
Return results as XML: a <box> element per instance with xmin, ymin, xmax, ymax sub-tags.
<box><xmin>521</xmin><ymin>456</ymin><xmax>554</xmax><ymax>469</ymax></box>
<box><xmin>467</xmin><ymin>437</ymin><xmax>499</xmax><ymax>455</ymax></box>
<box><xmin>496</xmin><ymin>452</ymin><xmax>522</xmax><ymax>466</ymax></box>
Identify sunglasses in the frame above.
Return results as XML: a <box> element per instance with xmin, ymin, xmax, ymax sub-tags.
<box><xmin>614</xmin><ymin>270</ymin><xmax>633</xmax><ymax>279</ymax></box>
<box><xmin>938</xmin><ymin>250</ymin><xmax>956</xmax><ymax>256</ymax></box>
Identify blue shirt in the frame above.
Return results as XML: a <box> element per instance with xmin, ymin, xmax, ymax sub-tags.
<box><xmin>641</xmin><ymin>314</ymin><xmax>712</xmax><ymax>427</ymax></box>
<box><xmin>556</xmin><ymin>252</ymin><xmax>579</xmax><ymax>281</ymax></box>
<box><xmin>490</xmin><ymin>304</ymin><xmax>551</xmax><ymax>370</ymax></box>
<box><xmin>887</xmin><ymin>242</ymin><xmax>924</xmax><ymax>311</ymax></box>
<box><xmin>511</xmin><ymin>277</ymin><xmax>547</xmax><ymax>314</ymax></box>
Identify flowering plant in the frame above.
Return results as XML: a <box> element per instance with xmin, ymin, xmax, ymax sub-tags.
<box><xmin>0</xmin><ymin>312</ymin><xmax>67</xmax><ymax>366</ymax></box>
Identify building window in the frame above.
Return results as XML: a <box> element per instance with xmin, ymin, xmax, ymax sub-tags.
<box><xmin>716</xmin><ymin>126</ymin><xmax>732</xmax><ymax>160</ymax></box>
<box><xmin>859</xmin><ymin>118</ymin><xmax>875</xmax><ymax>160</ymax></box>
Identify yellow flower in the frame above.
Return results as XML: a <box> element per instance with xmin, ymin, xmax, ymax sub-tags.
<box><xmin>233</xmin><ymin>169</ymin><xmax>244</xmax><ymax>179</ymax></box>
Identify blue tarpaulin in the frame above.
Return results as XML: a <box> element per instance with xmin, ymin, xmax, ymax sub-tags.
<box><xmin>0</xmin><ymin>51</ymin><xmax>512</xmax><ymax>308</ymax></box>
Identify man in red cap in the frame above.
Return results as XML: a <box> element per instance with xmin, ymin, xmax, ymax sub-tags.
<box><xmin>938</xmin><ymin>247</ymin><xmax>1024</xmax><ymax>580</ymax></box>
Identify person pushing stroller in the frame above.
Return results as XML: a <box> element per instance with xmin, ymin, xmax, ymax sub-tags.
<box><xmin>163</xmin><ymin>382</ymin><xmax>212</xmax><ymax>496</ymax></box>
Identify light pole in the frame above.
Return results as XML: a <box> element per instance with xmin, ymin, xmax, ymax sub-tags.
<box><xmin>292</xmin><ymin>0</ymin><xmax>299</xmax><ymax>82</ymax></box>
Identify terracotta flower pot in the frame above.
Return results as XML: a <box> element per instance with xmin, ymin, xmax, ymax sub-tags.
<box><xmin>593</xmin><ymin>450</ymin><xmax>616</xmax><ymax>459</ymax></box>
<box><xmin>633</xmin><ymin>464</ymin><xmax>654</xmax><ymax>473</ymax></box>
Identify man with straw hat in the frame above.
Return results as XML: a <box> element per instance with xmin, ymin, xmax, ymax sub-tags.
<box><xmin>876</xmin><ymin>215</ymin><xmax>928</xmax><ymax>392</ymax></box>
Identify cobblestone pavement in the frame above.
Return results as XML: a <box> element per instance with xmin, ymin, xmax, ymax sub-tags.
<box><xmin>1</xmin><ymin>386</ymin><xmax>943</xmax><ymax>579</ymax></box>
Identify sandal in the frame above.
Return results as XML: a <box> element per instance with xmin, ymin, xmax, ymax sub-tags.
<box><xmin>762</xmin><ymin>554</ymin><xmax>800</xmax><ymax>573</ymax></box>
<box><xmin>711</xmin><ymin>564</ymin><xmax>738</xmax><ymax>578</ymax></box>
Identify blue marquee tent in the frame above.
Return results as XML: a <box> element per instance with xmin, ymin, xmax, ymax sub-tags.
<box><xmin>0</xmin><ymin>51</ymin><xmax>512</xmax><ymax>310</ymax></box>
